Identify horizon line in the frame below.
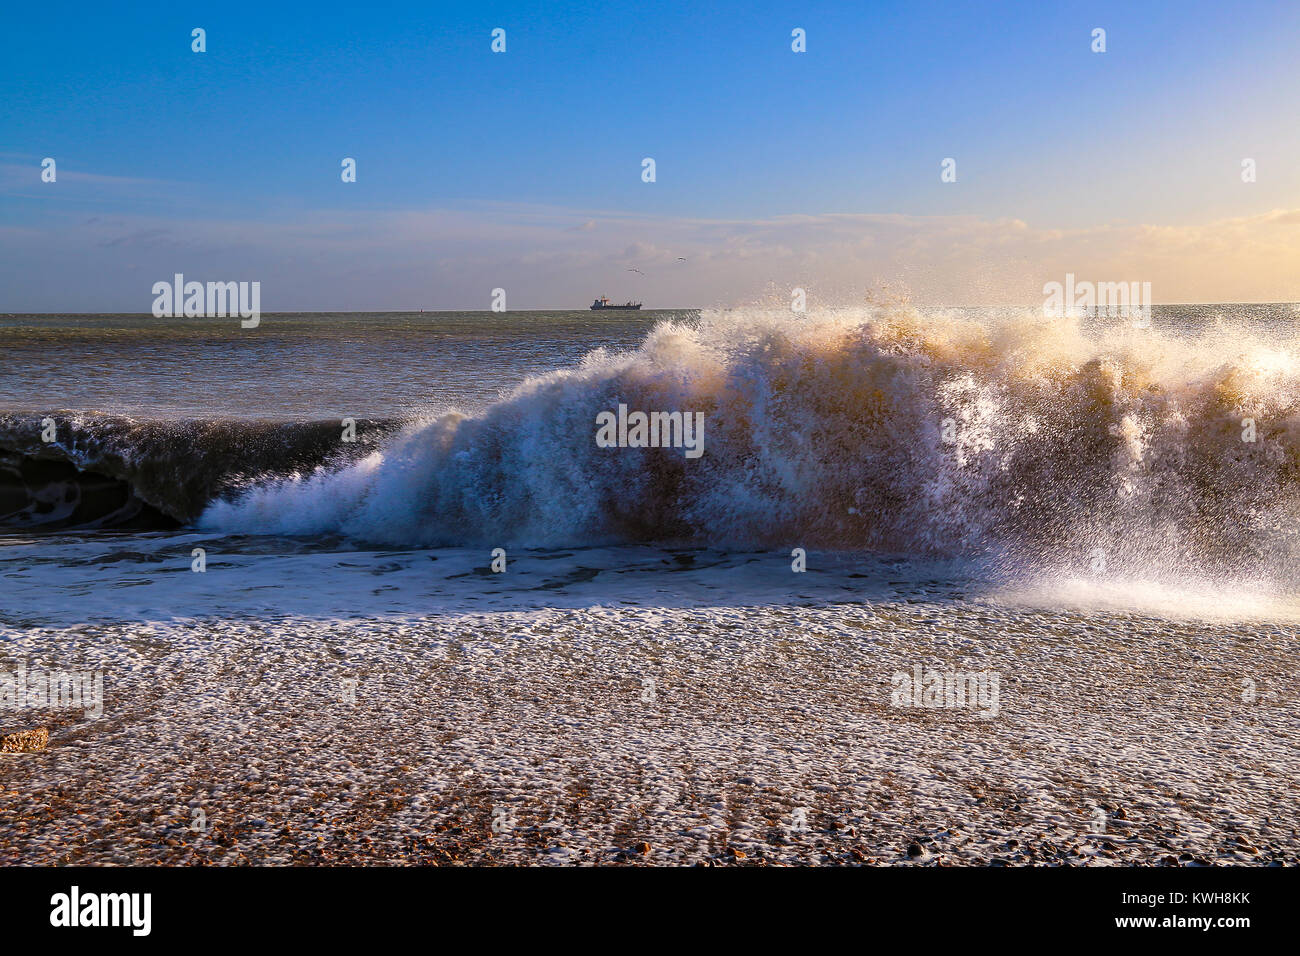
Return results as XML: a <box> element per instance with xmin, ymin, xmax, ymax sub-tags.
<box><xmin>5</xmin><ymin>300</ymin><xmax>1300</xmax><ymax>317</ymax></box>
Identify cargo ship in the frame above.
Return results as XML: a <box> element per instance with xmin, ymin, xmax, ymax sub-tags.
<box><xmin>590</xmin><ymin>296</ymin><xmax>642</xmax><ymax>310</ymax></box>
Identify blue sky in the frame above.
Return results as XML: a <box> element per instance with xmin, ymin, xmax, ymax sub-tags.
<box><xmin>4</xmin><ymin>0</ymin><xmax>1300</xmax><ymax>309</ymax></box>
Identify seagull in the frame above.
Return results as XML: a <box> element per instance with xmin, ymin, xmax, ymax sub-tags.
<box><xmin>627</xmin><ymin>268</ymin><xmax>645</xmax><ymax>276</ymax></box>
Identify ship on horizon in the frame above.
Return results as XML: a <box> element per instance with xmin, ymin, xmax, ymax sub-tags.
<box><xmin>590</xmin><ymin>296</ymin><xmax>642</xmax><ymax>310</ymax></box>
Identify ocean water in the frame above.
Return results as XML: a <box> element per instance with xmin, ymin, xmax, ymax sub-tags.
<box><xmin>4</xmin><ymin>303</ymin><xmax>1300</xmax><ymax>626</ymax></box>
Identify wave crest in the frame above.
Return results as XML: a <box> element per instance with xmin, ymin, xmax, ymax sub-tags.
<box><xmin>200</xmin><ymin>305</ymin><xmax>1300</xmax><ymax>574</ymax></box>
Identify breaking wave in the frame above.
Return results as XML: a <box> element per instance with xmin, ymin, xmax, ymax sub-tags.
<box><xmin>194</xmin><ymin>305</ymin><xmax>1300</xmax><ymax>578</ymax></box>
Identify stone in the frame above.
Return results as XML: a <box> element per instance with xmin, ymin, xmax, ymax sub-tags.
<box><xmin>1</xmin><ymin>728</ymin><xmax>49</xmax><ymax>753</ymax></box>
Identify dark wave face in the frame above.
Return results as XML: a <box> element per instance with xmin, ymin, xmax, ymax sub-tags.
<box><xmin>0</xmin><ymin>447</ymin><xmax>176</xmax><ymax>530</ymax></box>
<box><xmin>0</xmin><ymin>414</ymin><xmax>395</xmax><ymax>529</ymax></box>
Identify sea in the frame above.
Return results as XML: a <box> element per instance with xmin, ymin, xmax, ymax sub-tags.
<box><xmin>4</xmin><ymin>303</ymin><xmax>1300</xmax><ymax>628</ymax></box>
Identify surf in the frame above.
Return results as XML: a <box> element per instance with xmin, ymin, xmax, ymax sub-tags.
<box><xmin>189</xmin><ymin>303</ymin><xmax>1300</xmax><ymax>584</ymax></box>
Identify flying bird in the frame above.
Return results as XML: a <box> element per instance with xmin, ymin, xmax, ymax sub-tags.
<box><xmin>627</xmin><ymin>268</ymin><xmax>645</xmax><ymax>276</ymax></box>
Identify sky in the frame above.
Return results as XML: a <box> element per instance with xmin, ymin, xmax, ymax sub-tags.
<box><xmin>3</xmin><ymin>0</ymin><xmax>1300</xmax><ymax>311</ymax></box>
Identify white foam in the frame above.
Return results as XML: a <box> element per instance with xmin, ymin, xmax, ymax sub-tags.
<box><xmin>198</xmin><ymin>304</ymin><xmax>1300</xmax><ymax>583</ymax></box>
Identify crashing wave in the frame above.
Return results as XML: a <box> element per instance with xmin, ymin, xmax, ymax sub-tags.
<box><xmin>193</xmin><ymin>305</ymin><xmax>1300</xmax><ymax>578</ymax></box>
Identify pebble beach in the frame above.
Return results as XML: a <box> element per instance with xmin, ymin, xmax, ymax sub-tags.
<box><xmin>3</xmin><ymin>593</ymin><xmax>1296</xmax><ymax>866</ymax></box>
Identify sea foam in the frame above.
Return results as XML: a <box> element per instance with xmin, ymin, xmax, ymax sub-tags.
<box><xmin>199</xmin><ymin>304</ymin><xmax>1300</xmax><ymax>580</ymax></box>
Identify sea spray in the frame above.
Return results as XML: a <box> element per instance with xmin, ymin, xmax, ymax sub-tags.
<box><xmin>198</xmin><ymin>304</ymin><xmax>1300</xmax><ymax>579</ymax></box>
